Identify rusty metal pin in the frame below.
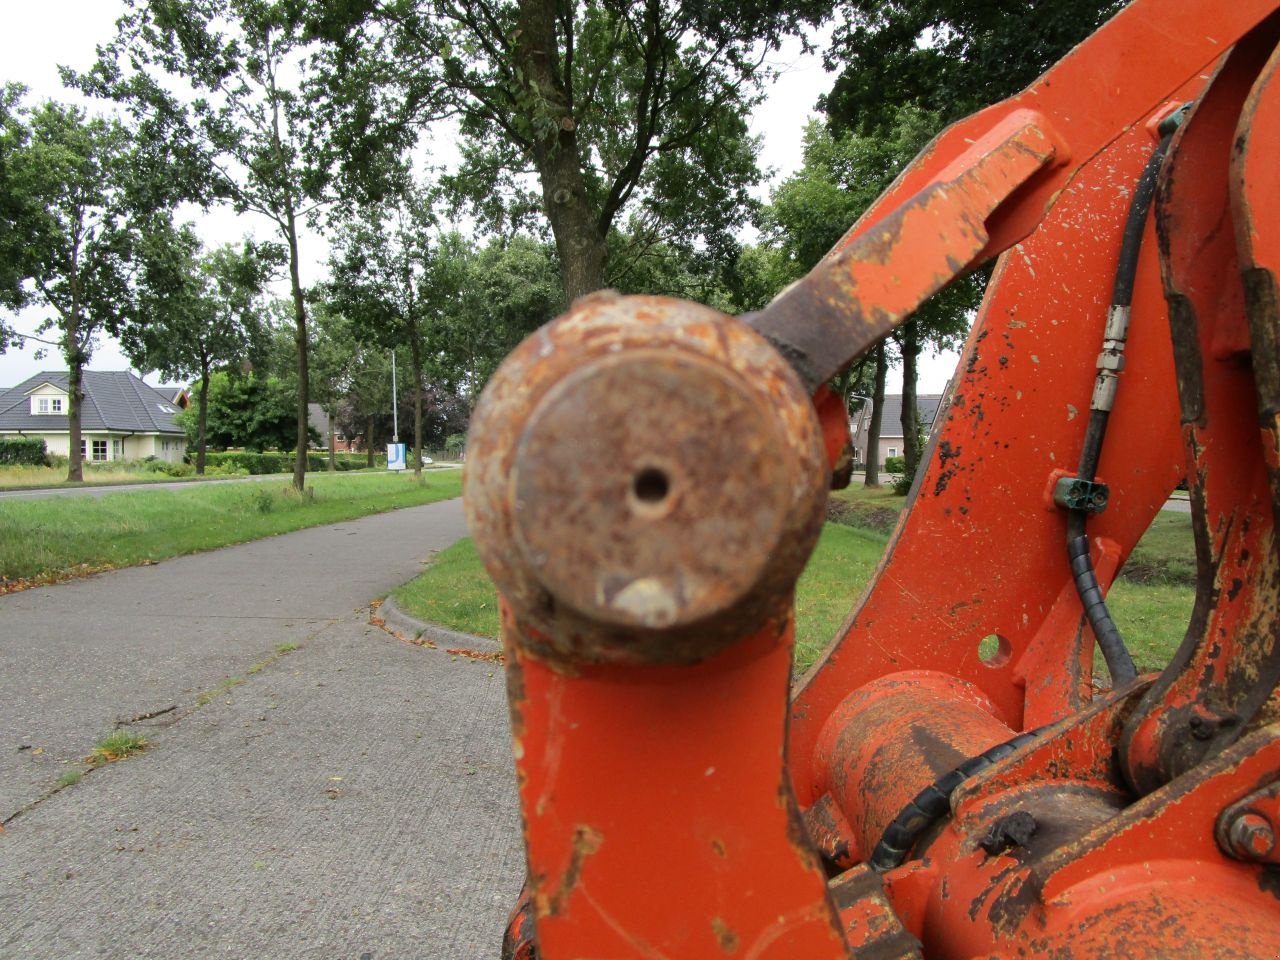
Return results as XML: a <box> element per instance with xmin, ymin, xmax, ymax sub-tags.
<box><xmin>465</xmin><ymin>292</ymin><xmax>828</xmax><ymax>665</ymax></box>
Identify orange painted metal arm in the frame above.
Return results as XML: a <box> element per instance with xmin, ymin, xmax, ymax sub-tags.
<box><xmin>749</xmin><ymin>0</ymin><xmax>1280</xmax><ymax>392</ymax></box>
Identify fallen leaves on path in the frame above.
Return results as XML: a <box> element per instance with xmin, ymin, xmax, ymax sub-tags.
<box><xmin>446</xmin><ymin>647</ymin><xmax>505</xmax><ymax>664</ymax></box>
<box><xmin>0</xmin><ymin>562</ymin><xmax>120</xmax><ymax>595</ymax></box>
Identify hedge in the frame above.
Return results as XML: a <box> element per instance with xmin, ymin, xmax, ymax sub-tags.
<box><xmin>0</xmin><ymin>437</ymin><xmax>49</xmax><ymax>466</ymax></box>
<box><xmin>199</xmin><ymin>451</ymin><xmax>373</xmax><ymax>474</ymax></box>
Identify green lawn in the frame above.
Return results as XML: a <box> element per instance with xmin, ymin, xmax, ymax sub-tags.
<box><xmin>0</xmin><ymin>470</ymin><xmax>463</xmax><ymax>587</ymax></box>
<box><xmin>391</xmin><ymin>511</ymin><xmax>1196</xmax><ymax>673</ymax></box>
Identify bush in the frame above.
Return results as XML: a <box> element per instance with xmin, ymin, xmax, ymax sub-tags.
<box><xmin>0</xmin><ymin>437</ymin><xmax>49</xmax><ymax>466</ymax></box>
<box><xmin>891</xmin><ymin>474</ymin><xmax>913</xmax><ymax>496</ymax></box>
<box><xmin>202</xmin><ymin>451</ymin><xmax>293</xmax><ymax>475</ymax></box>
<box><xmin>147</xmin><ymin>460</ymin><xmax>195</xmax><ymax>478</ymax></box>
<box><xmin>883</xmin><ymin>455</ymin><xmax>906</xmax><ymax>475</ymax></box>
<box><xmin>444</xmin><ymin>433</ymin><xmax>467</xmax><ymax>458</ymax></box>
<box><xmin>199</xmin><ymin>450</ymin><xmax>367</xmax><ymax>475</ymax></box>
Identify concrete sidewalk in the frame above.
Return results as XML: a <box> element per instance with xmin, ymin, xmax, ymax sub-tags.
<box><xmin>0</xmin><ymin>497</ymin><xmax>523</xmax><ymax>958</ymax></box>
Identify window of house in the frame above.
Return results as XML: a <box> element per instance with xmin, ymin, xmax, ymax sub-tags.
<box><xmin>92</xmin><ymin>440</ymin><xmax>108</xmax><ymax>461</ymax></box>
<box><xmin>33</xmin><ymin>396</ymin><xmax>64</xmax><ymax>414</ymax></box>
<box><xmin>888</xmin><ymin>447</ymin><xmax>898</xmax><ymax>458</ymax></box>
<box><xmin>113</xmin><ymin>438</ymin><xmax>124</xmax><ymax>459</ymax></box>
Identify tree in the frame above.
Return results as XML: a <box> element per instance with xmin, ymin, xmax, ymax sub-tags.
<box><xmin>326</xmin><ymin>188</ymin><xmax>466</xmax><ymax>478</ymax></box>
<box><xmin>308</xmin><ymin>302</ymin><xmax>360</xmax><ymax>471</ymax></box>
<box><xmin>446</xmin><ymin>234</ymin><xmax>562</xmax><ymax>405</ymax></box>
<box><xmin>335</xmin><ymin>346</ymin><xmax>393</xmax><ymax>469</ymax></box>
<box><xmin>129</xmin><ymin>227</ymin><xmax>274</xmax><ymax>473</ymax></box>
<box><xmin>0</xmin><ymin>84</ymin><xmax>35</xmax><ymax>337</ymax></box>
<box><xmin>823</xmin><ymin>0</ymin><xmax>1126</xmax><ymax>138</ymax></box>
<box><xmin>0</xmin><ymin>93</ymin><xmax>171</xmax><ymax>482</ymax></box>
<box><xmin>179</xmin><ymin>369</ymin><xmax>310</xmax><ymax>452</ymax></box>
<box><xmin>815</xmin><ymin>2</ymin><xmax>1122</xmax><ymax>482</ymax></box>
<box><xmin>74</xmin><ymin>0</ymin><xmax>390</xmax><ymax>491</ymax></box>
<box><xmin>309</xmin><ymin>0</ymin><xmax>828</xmax><ymax>303</ymax></box>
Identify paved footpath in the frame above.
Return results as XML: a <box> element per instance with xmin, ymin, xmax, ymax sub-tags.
<box><xmin>0</xmin><ymin>497</ymin><xmax>523</xmax><ymax>959</ymax></box>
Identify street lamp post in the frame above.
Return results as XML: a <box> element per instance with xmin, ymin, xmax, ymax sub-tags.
<box><xmin>391</xmin><ymin>349</ymin><xmax>399</xmax><ymax>443</ymax></box>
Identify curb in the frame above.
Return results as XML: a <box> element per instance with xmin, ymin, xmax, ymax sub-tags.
<box><xmin>374</xmin><ymin>595</ymin><xmax>503</xmax><ymax>653</ymax></box>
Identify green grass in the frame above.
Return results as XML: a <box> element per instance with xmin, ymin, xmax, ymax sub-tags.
<box><xmin>0</xmin><ymin>470</ymin><xmax>463</xmax><ymax>586</ymax></box>
<box><xmin>88</xmin><ymin>730</ymin><xmax>148</xmax><ymax>765</ymax></box>
<box><xmin>1119</xmin><ymin>512</ymin><xmax>1196</xmax><ymax>586</ymax></box>
<box><xmin>392</xmin><ymin>505</ymin><xmax>1197</xmax><ymax>675</ymax></box>
<box><xmin>793</xmin><ymin>524</ymin><xmax>887</xmax><ymax>667</ymax></box>
<box><xmin>197</xmin><ymin>676</ymin><xmax>246</xmax><ymax>705</ymax></box>
<box><xmin>391</xmin><ymin>538</ymin><xmax>501</xmax><ymax>639</ymax></box>
<box><xmin>1107</xmin><ymin>580</ymin><xmax>1196</xmax><ymax>673</ymax></box>
<box><xmin>57</xmin><ymin>770</ymin><xmax>83</xmax><ymax>788</ymax></box>
<box><xmin>0</xmin><ymin>462</ymin><xmax>247</xmax><ymax>490</ymax></box>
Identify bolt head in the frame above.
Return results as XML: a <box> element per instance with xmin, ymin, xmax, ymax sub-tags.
<box><xmin>1227</xmin><ymin>812</ymin><xmax>1276</xmax><ymax>860</ymax></box>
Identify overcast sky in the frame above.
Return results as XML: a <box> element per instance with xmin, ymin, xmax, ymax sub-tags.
<box><xmin>0</xmin><ymin>1</ymin><xmax>959</xmax><ymax>394</ymax></box>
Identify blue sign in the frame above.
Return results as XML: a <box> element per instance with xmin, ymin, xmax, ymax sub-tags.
<box><xmin>387</xmin><ymin>443</ymin><xmax>407</xmax><ymax>471</ymax></box>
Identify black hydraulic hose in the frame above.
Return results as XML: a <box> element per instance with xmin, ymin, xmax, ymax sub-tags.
<box><xmin>869</xmin><ymin>728</ymin><xmax>1045</xmax><ymax>872</ymax></box>
<box><xmin>1068</xmin><ymin>132</ymin><xmax>1174</xmax><ymax>689</ymax></box>
<box><xmin>867</xmin><ymin>128</ymin><xmax>1184</xmax><ymax>877</ymax></box>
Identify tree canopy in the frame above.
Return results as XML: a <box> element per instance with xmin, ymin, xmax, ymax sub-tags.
<box><xmin>823</xmin><ymin>0</ymin><xmax>1126</xmax><ymax>135</ymax></box>
<box><xmin>0</xmin><ymin>89</ymin><xmax>176</xmax><ymax>481</ymax></box>
<box><xmin>308</xmin><ymin>0</ymin><xmax>829</xmax><ymax>301</ymax></box>
<box><xmin>72</xmin><ymin>0</ymin><xmax>395</xmax><ymax>489</ymax></box>
<box><xmin>129</xmin><ymin>226</ymin><xmax>276</xmax><ymax>472</ymax></box>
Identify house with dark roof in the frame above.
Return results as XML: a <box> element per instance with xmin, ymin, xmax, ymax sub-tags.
<box><xmin>0</xmin><ymin>371</ymin><xmax>189</xmax><ymax>463</ymax></box>
<box><xmin>851</xmin><ymin>393</ymin><xmax>945</xmax><ymax>469</ymax></box>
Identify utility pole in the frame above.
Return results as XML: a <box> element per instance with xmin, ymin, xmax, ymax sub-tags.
<box><xmin>391</xmin><ymin>349</ymin><xmax>399</xmax><ymax>443</ymax></box>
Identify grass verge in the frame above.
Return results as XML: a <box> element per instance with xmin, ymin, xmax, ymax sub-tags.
<box><xmin>391</xmin><ymin>538</ymin><xmax>501</xmax><ymax>639</ymax></box>
<box><xmin>0</xmin><ymin>470</ymin><xmax>463</xmax><ymax>589</ymax></box>
<box><xmin>392</xmin><ymin>510</ymin><xmax>1195</xmax><ymax>673</ymax></box>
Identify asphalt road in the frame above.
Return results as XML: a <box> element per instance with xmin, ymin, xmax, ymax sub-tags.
<box><xmin>0</xmin><ymin>465</ymin><xmax>460</xmax><ymax>500</ymax></box>
<box><xmin>0</xmin><ymin>496</ymin><xmax>523</xmax><ymax>959</ymax></box>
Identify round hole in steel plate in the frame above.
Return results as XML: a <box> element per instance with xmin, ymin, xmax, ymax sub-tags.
<box><xmin>633</xmin><ymin>467</ymin><xmax>670</xmax><ymax>504</ymax></box>
<box><xmin>978</xmin><ymin>634</ymin><xmax>1012</xmax><ymax>668</ymax></box>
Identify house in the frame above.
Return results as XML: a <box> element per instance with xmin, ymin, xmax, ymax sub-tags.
<box><xmin>851</xmin><ymin>393</ymin><xmax>945</xmax><ymax>470</ymax></box>
<box><xmin>0</xmin><ymin>371</ymin><xmax>189</xmax><ymax>463</ymax></box>
<box><xmin>307</xmin><ymin>403</ymin><xmax>363</xmax><ymax>452</ymax></box>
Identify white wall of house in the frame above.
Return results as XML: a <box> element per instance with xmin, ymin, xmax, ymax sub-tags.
<box><xmin>0</xmin><ymin>431</ymin><xmax>186</xmax><ymax>463</ymax></box>
<box><xmin>127</xmin><ymin>435</ymin><xmax>186</xmax><ymax>462</ymax></box>
<box><xmin>39</xmin><ymin>433</ymin><xmax>71</xmax><ymax>457</ymax></box>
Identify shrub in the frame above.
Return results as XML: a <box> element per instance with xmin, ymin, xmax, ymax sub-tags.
<box><xmin>202</xmin><ymin>451</ymin><xmax>292</xmax><ymax>475</ymax></box>
<box><xmin>0</xmin><ymin>437</ymin><xmax>49</xmax><ymax>466</ymax></box>
<box><xmin>444</xmin><ymin>433</ymin><xmax>467</xmax><ymax>458</ymax></box>
<box><xmin>883</xmin><ymin>455</ymin><xmax>906</xmax><ymax>475</ymax></box>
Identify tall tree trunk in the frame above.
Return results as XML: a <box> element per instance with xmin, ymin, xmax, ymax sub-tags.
<box><xmin>286</xmin><ymin>208</ymin><xmax>309</xmax><ymax>492</ymax></box>
<box><xmin>328</xmin><ymin>408</ymin><xmax>336</xmax><ymax>471</ymax></box>
<box><xmin>864</xmin><ymin>343</ymin><xmax>889</xmax><ymax>488</ymax></box>
<box><xmin>366</xmin><ymin>415</ymin><xmax>375</xmax><ymax>468</ymax></box>
<box><xmin>899</xmin><ymin>321</ymin><xmax>923</xmax><ymax>478</ymax></box>
<box><xmin>410</xmin><ymin>336</ymin><xmax>424</xmax><ymax>479</ymax></box>
<box><xmin>65</xmin><ymin>331</ymin><xmax>85</xmax><ymax>483</ymax></box>
<box><xmin>517</xmin><ymin>0</ymin><xmax>607</xmax><ymax>302</ymax></box>
<box><xmin>196</xmin><ymin>359</ymin><xmax>210</xmax><ymax>475</ymax></box>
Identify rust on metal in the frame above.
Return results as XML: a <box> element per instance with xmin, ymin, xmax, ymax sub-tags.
<box><xmin>749</xmin><ymin>114</ymin><xmax>1060</xmax><ymax>391</ymax></box>
<box><xmin>464</xmin><ymin>2</ymin><xmax>1280</xmax><ymax>955</ymax></box>
<box><xmin>466</xmin><ymin>291</ymin><xmax>827</xmax><ymax>666</ymax></box>
<box><xmin>1219</xmin><ymin>779</ymin><xmax>1280</xmax><ymax>864</ymax></box>
<box><xmin>1120</xmin><ymin>22</ymin><xmax>1280</xmax><ymax>793</ymax></box>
